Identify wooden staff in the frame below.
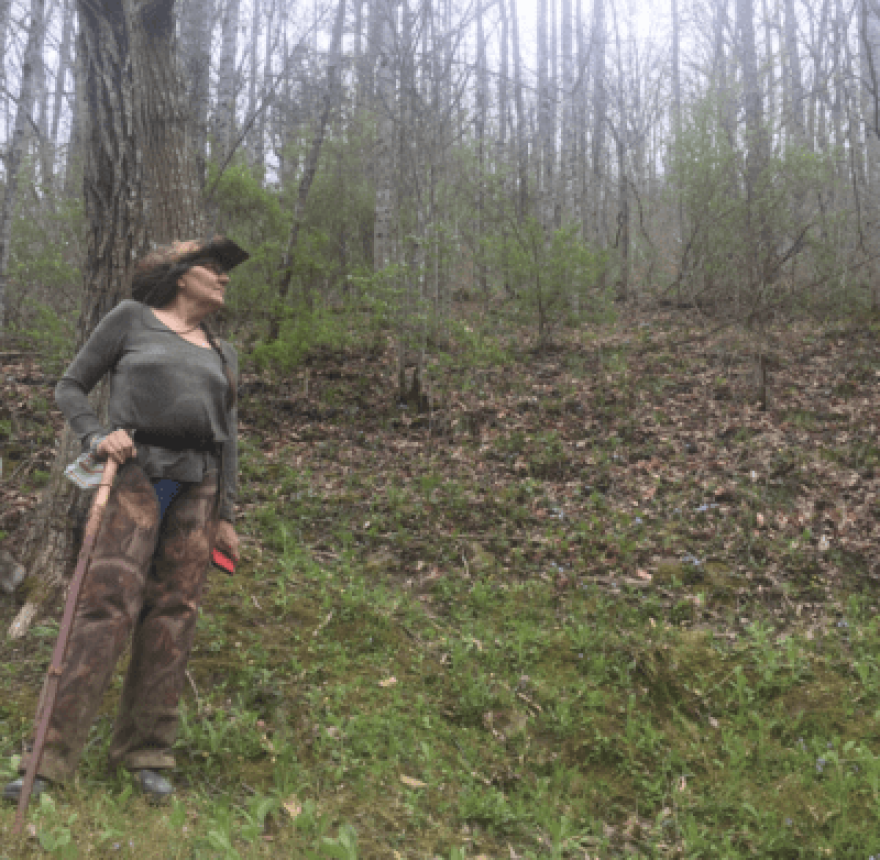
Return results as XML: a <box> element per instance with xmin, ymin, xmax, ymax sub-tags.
<box><xmin>13</xmin><ymin>458</ymin><xmax>120</xmax><ymax>836</ymax></box>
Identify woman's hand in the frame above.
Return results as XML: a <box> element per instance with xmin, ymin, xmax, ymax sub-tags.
<box><xmin>215</xmin><ymin>520</ymin><xmax>240</xmax><ymax>564</ymax></box>
<box><xmin>96</xmin><ymin>430</ymin><xmax>137</xmax><ymax>465</ymax></box>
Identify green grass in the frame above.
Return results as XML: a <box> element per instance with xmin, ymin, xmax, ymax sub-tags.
<box><xmin>4</xmin><ymin>511</ymin><xmax>880</xmax><ymax>856</ymax></box>
<box><xmin>4</xmin><ymin>313</ymin><xmax>880</xmax><ymax>857</ymax></box>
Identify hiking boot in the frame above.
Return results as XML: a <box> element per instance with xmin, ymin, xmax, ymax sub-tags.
<box><xmin>3</xmin><ymin>775</ymin><xmax>51</xmax><ymax>803</ymax></box>
<box><xmin>136</xmin><ymin>769</ymin><xmax>173</xmax><ymax>800</ymax></box>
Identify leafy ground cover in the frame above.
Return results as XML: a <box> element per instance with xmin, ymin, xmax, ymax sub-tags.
<box><xmin>2</xmin><ymin>306</ymin><xmax>880</xmax><ymax>857</ymax></box>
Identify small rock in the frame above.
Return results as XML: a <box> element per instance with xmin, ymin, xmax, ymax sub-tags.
<box><xmin>0</xmin><ymin>549</ymin><xmax>25</xmax><ymax>595</ymax></box>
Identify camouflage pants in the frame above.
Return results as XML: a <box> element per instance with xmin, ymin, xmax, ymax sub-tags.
<box><xmin>24</xmin><ymin>462</ymin><xmax>219</xmax><ymax>782</ymax></box>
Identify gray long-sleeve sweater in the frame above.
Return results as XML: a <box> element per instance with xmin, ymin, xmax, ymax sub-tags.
<box><xmin>55</xmin><ymin>299</ymin><xmax>238</xmax><ymax>523</ymax></box>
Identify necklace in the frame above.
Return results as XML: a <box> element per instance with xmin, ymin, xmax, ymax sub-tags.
<box><xmin>154</xmin><ymin>308</ymin><xmax>205</xmax><ymax>336</ymax></box>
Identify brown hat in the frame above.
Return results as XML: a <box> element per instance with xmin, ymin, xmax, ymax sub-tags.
<box><xmin>134</xmin><ymin>235</ymin><xmax>250</xmax><ymax>278</ymax></box>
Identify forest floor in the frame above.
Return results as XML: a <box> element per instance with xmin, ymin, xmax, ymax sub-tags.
<box><xmin>1</xmin><ymin>303</ymin><xmax>880</xmax><ymax>858</ymax></box>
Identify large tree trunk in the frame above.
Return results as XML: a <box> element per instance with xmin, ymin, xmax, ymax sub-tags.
<box><xmin>0</xmin><ymin>0</ymin><xmax>47</xmax><ymax>332</ymax></box>
<box><xmin>8</xmin><ymin>0</ymin><xmax>145</xmax><ymax>639</ymax></box>
<box><xmin>8</xmin><ymin>0</ymin><xmax>203</xmax><ymax>639</ymax></box>
<box><xmin>131</xmin><ymin>0</ymin><xmax>207</xmax><ymax>241</ymax></box>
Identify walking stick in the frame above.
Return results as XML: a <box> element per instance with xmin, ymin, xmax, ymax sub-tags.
<box><xmin>13</xmin><ymin>457</ymin><xmax>120</xmax><ymax>836</ymax></box>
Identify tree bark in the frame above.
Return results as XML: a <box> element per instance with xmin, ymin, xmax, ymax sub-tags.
<box><xmin>180</xmin><ymin>0</ymin><xmax>212</xmax><ymax>185</ymax></box>
<box><xmin>131</xmin><ymin>0</ymin><xmax>207</xmax><ymax>241</ymax></box>
<box><xmin>784</xmin><ymin>0</ymin><xmax>805</xmax><ymax>145</ymax></box>
<box><xmin>612</xmin><ymin>1</ymin><xmax>628</xmax><ymax>301</ymax></box>
<box><xmin>216</xmin><ymin>0</ymin><xmax>242</xmax><ymax>163</ymax></box>
<box><xmin>51</xmin><ymin>0</ymin><xmax>75</xmax><ymax>159</ymax></box>
<box><xmin>0</xmin><ymin>0</ymin><xmax>11</xmax><ymax>146</ymax></box>
<box><xmin>0</xmin><ymin>0</ymin><xmax>47</xmax><ymax>331</ymax></box>
<box><xmin>671</xmin><ymin>0</ymin><xmax>683</xmax><ymax>253</ymax></box>
<box><xmin>760</xmin><ymin>0</ymin><xmax>774</xmax><ymax>124</ymax></box>
<box><xmin>64</xmin><ymin>14</ymin><xmax>86</xmax><ymax>197</ymax></box>
<box><xmin>9</xmin><ymin>0</ymin><xmax>145</xmax><ymax>639</ymax></box>
<box><xmin>8</xmin><ymin>0</ymin><xmax>205</xmax><ymax>639</ymax></box>
<box><xmin>0</xmin><ymin>0</ymin><xmax>11</xmax><ymax>74</ymax></box>
<box><xmin>860</xmin><ymin>0</ymin><xmax>880</xmax><ymax>306</ymax></box>
<box><xmin>499</xmin><ymin>0</ymin><xmax>508</xmax><ymax>154</ymax></box>
<box><xmin>247</xmin><ymin>0</ymin><xmax>261</xmax><ymax>168</ymax></box>
<box><xmin>476</xmin><ymin>0</ymin><xmax>488</xmax><ymax>294</ymax></box>
<box><xmin>510</xmin><ymin>0</ymin><xmax>528</xmax><ymax>220</ymax></box>
<box><xmin>35</xmin><ymin>0</ymin><xmax>53</xmax><ymax>195</ymax></box>
<box><xmin>560</xmin><ymin>0</ymin><xmax>574</xmax><ymax>223</ymax></box>
<box><xmin>374</xmin><ymin>0</ymin><xmax>397</xmax><ymax>270</ymax></box>
<box><xmin>537</xmin><ymin>0</ymin><xmax>552</xmax><ymax>231</ymax></box>
<box><xmin>738</xmin><ymin>0</ymin><xmax>765</xmax><ymax>204</ymax></box>
<box><xmin>591</xmin><ymin>0</ymin><xmax>606</xmax><ymax>255</ymax></box>
<box><xmin>257</xmin><ymin>0</ymin><xmax>274</xmax><ymax>177</ymax></box>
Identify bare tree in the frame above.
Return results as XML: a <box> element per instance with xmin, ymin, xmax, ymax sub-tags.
<box><xmin>271</xmin><ymin>0</ymin><xmax>346</xmax><ymax>338</ymax></box>
<box><xmin>216</xmin><ymin>0</ymin><xmax>242</xmax><ymax>161</ymax></box>
<box><xmin>537</xmin><ymin>0</ymin><xmax>552</xmax><ymax>230</ymax></box>
<box><xmin>0</xmin><ymin>0</ymin><xmax>47</xmax><ymax>331</ymax></box>
<box><xmin>180</xmin><ymin>0</ymin><xmax>213</xmax><ymax>183</ymax></box>
<box><xmin>560</xmin><ymin>0</ymin><xmax>574</xmax><ymax>223</ymax></box>
<box><xmin>590</xmin><ymin>0</ymin><xmax>606</xmax><ymax>257</ymax></box>
<box><xmin>374</xmin><ymin>0</ymin><xmax>397</xmax><ymax>270</ymax></box>
<box><xmin>510</xmin><ymin>0</ymin><xmax>528</xmax><ymax>219</ymax></box>
<box><xmin>610</xmin><ymin>0</ymin><xmax>628</xmax><ymax>301</ymax></box>
<box><xmin>671</xmin><ymin>0</ymin><xmax>683</xmax><ymax>249</ymax></box>
<box><xmin>860</xmin><ymin>0</ymin><xmax>880</xmax><ymax>305</ymax></box>
<box><xmin>476</xmin><ymin>0</ymin><xmax>488</xmax><ymax>293</ymax></box>
<box><xmin>784</xmin><ymin>0</ymin><xmax>805</xmax><ymax>147</ymax></box>
<box><xmin>248</xmin><ymin>0</ymin><xmax>262</xmax><ymax>167</ymax></box>
<box><xmin>50</xmin><ymin>0</ymin><xmax>75</xmax><ymax>161</ymax></box>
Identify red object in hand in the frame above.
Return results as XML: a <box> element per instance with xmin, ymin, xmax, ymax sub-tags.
<box><xmin>212</xmin><ymin>548</ymin><xmax>235</xmax><ymax>575</ymax></box>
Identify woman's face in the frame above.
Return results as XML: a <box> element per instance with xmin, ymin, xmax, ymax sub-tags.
<box><xmin>177</xmin><ymin>261</ymin><xmax>230</xmax><ymax>312</ymax></box>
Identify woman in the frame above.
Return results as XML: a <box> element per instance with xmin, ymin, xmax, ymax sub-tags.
<box><xmin>4</xmin><ymin>236</ymin><xmax>248</xmax><ymax>801</ymax></box>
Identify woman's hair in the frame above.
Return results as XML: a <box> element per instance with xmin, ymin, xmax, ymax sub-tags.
<box><xmin>131</xmin><ymin>258</ymin><xmax>237</xmax><ymax>411</ymax></box>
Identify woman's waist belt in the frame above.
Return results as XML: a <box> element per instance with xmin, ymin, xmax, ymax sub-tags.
<box><xmin>131</xmin><ymin>430</ymin><xmax>220</xmax><ymax>455</ymax></box>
